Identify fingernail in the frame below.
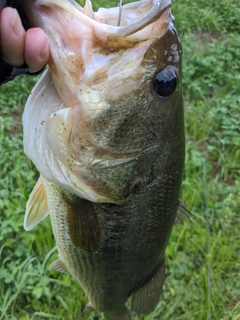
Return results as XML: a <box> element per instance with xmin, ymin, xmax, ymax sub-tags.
<box><xmin>40</xmin><ymin>40</ymin><xmax>49</xmax><ymax>59</ymax></box>
<box><xmin>10</xmin><ymin>9</ymin><xmax>24</xmax><ymax>37</ymax></box>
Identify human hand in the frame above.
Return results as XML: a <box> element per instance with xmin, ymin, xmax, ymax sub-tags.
<box><xmin>0</xmin><ymin>6</ymin><xmax>49</xmax><ymax>74</ymax></box>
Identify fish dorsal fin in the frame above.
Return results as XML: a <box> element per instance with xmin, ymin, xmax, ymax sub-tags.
<box><xmin>131</xmin><ymin>261</ymin><xmax>165</xmax><ymax>315</ymax></box>
<box><xmin>24</xmin><ymin>177</ymin><xmax>49</xmax><ymax>231</ymax></box>
<box><xmin>49</xmin><ymin>258</ymin><xmax>70</xmax><ymax>274</ymax></box>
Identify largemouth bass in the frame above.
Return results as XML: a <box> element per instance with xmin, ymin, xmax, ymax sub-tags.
<box><xmin>22</xmin><ymin>0</ymin><xmax>184</xmax><ymax>319</ymax></box>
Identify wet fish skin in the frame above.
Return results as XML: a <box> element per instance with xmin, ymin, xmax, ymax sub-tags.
<box><xmin>22</xmin><ymin>0</ymin><xmax>184</xmax><ymax>319</ymax></box>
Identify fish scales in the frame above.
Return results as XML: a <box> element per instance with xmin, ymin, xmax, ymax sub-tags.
<box><xmin>22</xmin><ymin>0</ymin><xmax>184</xmax><ymax>319</ymax></box>
<box><xmin>45</xmin><ymin>169</ymin><xmax>181</xmax><ymax>312</ymax></box>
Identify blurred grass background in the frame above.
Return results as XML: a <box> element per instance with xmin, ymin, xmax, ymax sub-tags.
<box><xmin>0</xmin><ymin>0</ymin><xmax>239</xmax><ymax>319</ymax></box>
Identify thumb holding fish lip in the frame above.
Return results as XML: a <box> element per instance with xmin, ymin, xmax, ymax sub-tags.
<box><xmin>24</xmin><ymin>27</ymin><xmax>49</xmax><ymax>74</ymax></box>
<box><xmin>0</xmin><ymin>7</ymin><xmax>49</xmax><ymax>74</ymax></box>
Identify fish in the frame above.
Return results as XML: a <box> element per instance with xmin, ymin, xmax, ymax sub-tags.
<box><xmin>21</xmin><ymin>0</ymin><xmax>185</xmax><ymax>319</ymax></box>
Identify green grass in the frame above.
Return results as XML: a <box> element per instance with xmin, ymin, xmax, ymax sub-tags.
<box><xmin>0</xmin><ymin>0</ymin><xmax>240</xmax><ymax>319</ymax></box>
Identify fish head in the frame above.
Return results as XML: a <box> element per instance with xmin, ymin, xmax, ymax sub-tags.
<box><xmin>23</xmin><ymin>0</ymin><xmax>184</xmax><ymax>203</ymax></box>
<box><xmin>24</xmin><ymin>0</ymin><xmax>180</xmax><ymax>101</ymax></box>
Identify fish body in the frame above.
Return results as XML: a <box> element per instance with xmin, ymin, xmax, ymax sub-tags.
<box><xmin>22</xmin><ymin>0</ymin><xmax>184</xmax><ymax>319</ymax></box>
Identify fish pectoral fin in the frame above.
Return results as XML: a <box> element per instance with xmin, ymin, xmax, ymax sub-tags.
<box><xmin>64</xmin><ymin>196</ymin><xmax>100</xmax><ymax>252</ymax></box>
<box><xmin>176</xmin><ymin>200</ymin><xmax>192</xmax><ymax>224</ymax></box>
<box><xmin>24</xmin><ymin>177</ymin><xmax>49</xmax><ymax>231</ymax></box>
<box><xmin>131</xmin><ymin>260</ymin><xmax>165</xmax><ymax>315</ymax></box>
<box><xmin>49</xmin><ymin>258</ymin><xmax>70</xmax><ymax>274</ymax></box>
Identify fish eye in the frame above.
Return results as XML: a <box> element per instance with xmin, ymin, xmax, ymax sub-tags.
<box><xmin>153</xmin><ymin>66</ymin><xmax>177</xmax><ymax>97</ymax></box>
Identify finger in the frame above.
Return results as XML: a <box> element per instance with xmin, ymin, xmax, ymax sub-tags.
<box><xmin>0</xmin><ymin>7</ymin><xmax>26</xmax><ymax>66</ymax></box>
<box><xmin>24</xmin><ymin>27</ymin><xmax>49</xmax><ymax>74</ymax></box>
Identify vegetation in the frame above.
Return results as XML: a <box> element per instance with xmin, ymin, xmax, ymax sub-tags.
<box><xmin>0</xmin><ymin>0</ymin><xmax>239</xmax><ymax>319</ymax></box>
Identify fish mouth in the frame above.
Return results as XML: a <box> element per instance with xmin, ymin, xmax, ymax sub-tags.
<box><xmin>73</xmin><ymin>0</ymin><xmax>172</xmax><ymax>37</ymax></box>
<box><xmin>26</xmin><ymin>0</ymin><xmax>172</xmax><ymax>38</ymax></box>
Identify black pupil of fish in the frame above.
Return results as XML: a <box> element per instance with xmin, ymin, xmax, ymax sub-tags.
<box><xmin>153</xmin><ymin>67</ymin><xmax>177</xmax><ymax>97</ymax></box>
